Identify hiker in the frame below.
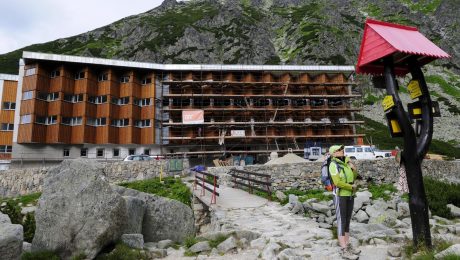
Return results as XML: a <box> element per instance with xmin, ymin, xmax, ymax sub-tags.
<box><xmin>329</xmin><ymin>145</ymin><xmax>361</xmax><ymax>259</ymax></box>
<box><xmin>395</xmin><ymin>150</ymin><xmax>409</xmax><ymax>194</ymax></box>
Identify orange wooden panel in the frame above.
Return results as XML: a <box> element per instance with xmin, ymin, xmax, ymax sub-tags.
<box><xmin>72</xmin><ymin>102</ymin><xmax>86</xmax><ymax>117</ymax></box>
<box><xmin>2</xmin><ymin>81</ymin><xmax>18</xmax><ymax>101</ymax></box>
<box><xmin>85</xmin><ymin>103</ymin><xmax>97</xmax><ymax>118</ymax></box>
<box><xmin>97</xmin><ymin>80</ymin><xmax>113</xmax><ymax>96</ymax></box>
<box><xmin>84</xmin><ymin>125</ymin><xmax>96</xmax><ymax>143</ymax></box>
<box><xmin>35</xmin><ymin>75</ymin><xmax>51</xmax><ymax>92</ymax></box>
<box><xmin>46</xmin><ymin>124</ymin><xmax>59</xmax><ymax>143</ymax></box>
<box><xmin>47</xmin><ymin>101</ymin><xmax>62</xmax><ymax>115</ymax></box>
<box><xmin>96</xmin><ymin>103</ymin><xmax>110</xmax><ymax>118</ymax></box>
<box><xmin>22</xmin><ymin>75</ymin><xmax>38</xmax><ymax>92</ymax></box>
<box><xmin>96</xmin><ymin>126</ymin><xmax>109</xmax><ymax>143</ymax></box>
<box><xmin>140</xmin><ymin>107</ymin><xmax>154</xmax><ymax>120</ymax></box>
<box><xmin>140</xmin><ymin>85</ymin><xmax>154</xmax><ymax>98</ymax></box>
<box><xmin>17</xmin><ymin>124</ymin><xmax>33</xmax><ymax>143</ymax></box>
<box><xmin>31</xmin><ymin>124</ymin><xmax>46</xmax><ymax>143</ymax></box>
<box><xmin>298</xmin><ymin>73</ymin><xmax>312</xmax><ymax>83</ymax></box>
<box><xmin>118</xmin><ymin>127</ymin><xmax>132</xmax><ymax>144</ymax></box>
<box><xmin>280</xmin><ymin>73</ymin><xmax>291</xmax><ymax>83</ymax></box>
<box><xmin>108</xmin><ymin>126</ymin><xmax>119</xmax><ymax>144</ymax></box>
<box><xmin>71</xmin><ymin>125</ymin><xmax>85</xmax><ymax>144</ymax></box>
<box><xmin>314</xmin><ymin>74</ymin><xmax>327</xmax><ymax>83</ymax></box>
<box><xmin>118</xmin><ymin>105</ymin><xmax>133</xmax><ymax>119</ymax></box>
<box><xmin>140</xmin><ymin>127</ymin><xmax>154</xmax><ymax>144</ymax></box>
<box><xmin>58</xmin><ymin>125</ymin><xmax>71</xmax><ymax>143</ymax></box>
<box><xmin>20</xmin><ymin>100</ymin><xmax>35</xmax><ymax>115</ymax></box>
<box><xmin>131</xmin><ymin>106</ymin><xmax>141</xmax><ymax>120</ymax></box>
<box><xmin>34</xmin><ymin>100</ymin><xmax>48</xmax><ymax>116</ymax></box>
<box><xmin>0</xmin><ymin>132</ymin><xmax>13</xmax><ymax>145</ymax></box>
<box><xmin>0</xmin><ymin>111</ymin><xmax>15</xmax><ymax>123</ymax></box>
<box><xmin>132</xmin><ymin>127</ymin><xmax>141</xmax><ymax>144</ymax></box>
<box><xmin>60</xmin><ymin>102</ymin><xmax>73</xmax><ymax>117</ymax></box>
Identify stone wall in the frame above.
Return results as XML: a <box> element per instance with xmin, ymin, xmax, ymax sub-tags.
<box><xmin>207</xmin><ymin>159</ymin><xmax>460</xmax><ymax>192</ymax></box>
<box><xmin>0</xmin><ymin>159</ymin><xmax>189</xmax><ymax>197</ymax></box>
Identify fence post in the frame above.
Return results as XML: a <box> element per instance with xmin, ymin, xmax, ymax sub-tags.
<box><xmin>200</xmin><ymin>172</ymin><xmax>205</xmax><ymax>196</ymax></box>
<box><xmin>211</xmin><ymin>175</ymin><xmax>217</xmax><ymax>204</ymax></box>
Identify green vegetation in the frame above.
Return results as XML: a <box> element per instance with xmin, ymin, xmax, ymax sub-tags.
<box><xmin>403</xmin><ymin>238</ymin><xmax>454</xmax><ymax>259</ymax></box>
<box><xmin>425</xmin><ymin>75</ymin><xmax>460</xmax><ymax>102</ymax></box>
<box><xmin>23</xmin><ymin>213</ymin><xmax>36</xmax><ymax>243</ymax></box>
<box><xmin>21</xmin><ymin>251</ymin><xmax>60</xmax><ymax>260</ymax></box>
<box><xmin>96</xmin><ymin>243</ymin><xmax>148</xmax><ymax>260</ymax></box>
<box><xmin>1</xmin><ymin>201</ymin><xmax>22</xmax><ymax>224</ymax></box>
<box><xmin>398</xmin><ymin>0</ymin><xmax>442</xmax><ymax>15</ymax></box>
<box><xmin>118</xmin><ymin>177</ymin><xmax>192</xmax><ymax>207</ymax></box>
<box><xmin>280</xmin><ymin>189</ymin><xmax>333</xmax><ymax>205</ymax></box>
<box><xmin>368</xmin><ymin>183</ymin><xmax>397</xmax><ymax>201</ymax></box>
<box><xmin>363</xmin><ymin>93</ymin><xmax>380</xmax><ymax>105</ymax></box>
<box><xmin>424</xmin><ymin>177</ymin><xmax>460</xmax><ymax>219</ymax></box>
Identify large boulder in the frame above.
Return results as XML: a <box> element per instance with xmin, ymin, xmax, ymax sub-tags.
<box><xmin>112</xmin><ymin>185</ymin><xmax>195</xmax><ymax>243</ymax></box>
<box><xmin>121</xmin><ymin>196</ymin><xmax>145</xmax><ymax>234</ymax></box>
<box><xmin>0</xmin><ymin>213</ymin><xmax>23</xmax><ymax>260</ymax></box>
<box><xmin>32</xmin><ymin>160</ymin><xmax>127</xmax><ymax>259</ymax></box>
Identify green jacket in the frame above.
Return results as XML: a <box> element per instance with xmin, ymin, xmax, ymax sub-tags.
<box><xmin>329</xmin><ymin>156</ymin><xmax>358</xmax><ymax>196</ymax></box>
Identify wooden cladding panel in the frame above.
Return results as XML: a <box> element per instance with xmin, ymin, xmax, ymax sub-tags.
<box><xmin>17</xmin><ymin>124</ymin><xmax>33</xmax><ymax>143</ymax></box>
<box><xmin>118</xmin><ymin>127</ymin><xmax>132</xmax><ymax>144</ymax></box>
<box><xmin>72</xmin><ymin>103</ymin><xmax>86</xmax><ymax>117</ymax></box>
<box><xmin>2</xmin><ymin>81</ymin><xmax>18</xmax><ymax>101</ymax></box>
<box><xmin>96</xmin><ymin>126</ymin><xmax>109</xmax><ymax>144</ymax></box>
<box><xmin>33</xmin><ymin>100</ymin><xmax>48</xmax><ymax>116</ymax></box>
<box><xmin>108</xmin><ymin>127</ymin><xmax>119</xmax><ymax>144</ymax></box>
<box><xmin>60</xmin><ymin>102</ymin><xmax>73</xmax><ymax>117</ymax></box>
<box><xmin>31</xmin><ymin>124</ymin><xmax>46</xmax><ymax>143</ymax></box>
<box><xmin>118</xmin><ymin>106</ymin><xmax>133</xmax><ymax>119</ymax></box>
<box><xmin>85</xmin><ymin>103</ymin><xmax>97</xmax><ymax>118</ymax></box>
<box><xmin>0</xmin><ymin>132</ymin><xmax>13</xmax><ymax>145</ymax></box>
<box><xmin>96</xmin><ymin>104</ymin><xmax>111</xmax><ymax>118</ymax></box>
<box><xmin>84</xmin><ymin>126</ymin><xmax>96</xmax><ymax>143</ymax></box>
<box><xmin>0</xmin><ymin>111</ymin><xmax>15</xmax><ymax>123</ymax></box>
<box><xmin>58</xmin><ymin>125</ymin><xmax>71</xmax><ymax>143</ymax></box>
<box><xmin>140</xmin><ymin>128</ymin><xmax>154</xmax><ymax>144</ymax></box>
<box><xmin>97</xmin><ymin>80</ymin><xmax>117</xmax><ymax>96</ymax></box>
<box><xmin>71</xmin><ymin>125</ymin><xmax>85</xmax><ymax>144</ymax></box>
<box><xmin>140</xmin><ymin>85</ymin><xmax>154</xmax><ymax>98</ymax></box>
<box><xmin>132</xmin><ymin>128</ymin><xmax>141</xmax><ymax>144</ymax></box>
<box><xmin>140</xmin><ymin>107</ymin><xmax>154</xmax><ymax>120</ymax></box>
<box><xmin>47</xmin><ymin>101</ymin><xmax>62</xmax><ymax>115</ymax></box>
<box><xmin>46</xmin><ymin>124</ymin><xmax>59</xmax><ymax>143</ymax></box>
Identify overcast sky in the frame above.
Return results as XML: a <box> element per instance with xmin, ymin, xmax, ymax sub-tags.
<box><xmin>0</xmin><ymin>0</ymin><xmax>165</xmax><ymax>54</ymax></box>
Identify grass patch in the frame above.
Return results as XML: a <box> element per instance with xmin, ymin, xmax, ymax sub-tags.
<box><xmin>0</xmin><ymin>192</ymin><xmax>42</xmax><ymax>206</ymax></box>
<box><xmin>403</xmin><ymin>238</ymin><xmax>454</xmax><ymax>259</ymax></box>
<box><xmin>426</xmin><ymin>75</ymin><xmax>460</xmax><ymax>102</ymax></box>
<box><xmin>281</xmin><ymin>188</ymin><xmax>333</xmax><ymax>205</ymax></box>
<box><xmin>118</xmin><ymin>177</ymin><xmax>192</xmax><ymax>207</ymax></box>
<box><xmin>368</xmin><ymin>183</ymin><xmax>397</xmax><ymax>201</ymax></box>
<box><xmin>424</xmin><ymin>177</ymin><xmax>460</xmax><ymax>219</ymax></box>
<box><xmin>96</xmin><ymin>243</ymin><xmax>148</xmax><ymax>260</ymax></box>
<box><xmin>209</xmin><ymin>234</ymin><xmax>229</xmax><ymax>248</ymax></box>
<box><xmin>184</xmin><ymin>236</ymin><xmax>199</xmax><ymax>248</ymax></box>
<box><xmin>21</xmin><ymin>251</ymin><xmax>60</xmax><ymax>260</ymax></box>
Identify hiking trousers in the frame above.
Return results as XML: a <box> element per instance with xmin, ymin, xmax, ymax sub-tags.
<box><xmin>334</xmin><ymin>195</ymin><xmax>354</xmax><ymax>236</ymax></box>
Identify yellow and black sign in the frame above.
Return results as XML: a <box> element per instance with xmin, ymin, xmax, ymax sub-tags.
<box><xmin>382</xmin><ymin>95</ymin><xmax>395</xmax><ymax>112</ymax></box>
<box><xmin>385</xmin><ymin>110</ymin><xmax>403</xmax><ymax>138</ymax></box>
<box><xmin>407</xmin><ymin>80</ymin><xmax>422</xmax><ymax>99</ymax></box>
<box><xmin>408</xmin><ymin>101</ymin><xmax>441</xmax><ymax>120</ymax></box>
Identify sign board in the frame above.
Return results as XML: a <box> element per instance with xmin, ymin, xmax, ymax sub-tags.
<box><xmin>382</xmin><ymin>95</ymin><xmax>395</xmax><ymax>112</ymax></box>
<box><xmin>408</xmin><ymin>80</ymin><xmax>422</xmax><ymax>99</ymax></box>
<box><xmin>231</xmin><ymin>130</ymin><xmax>245</xmax><ymax>137</ymax></box>
<box><xmin>182</xmin><ymin>110</ymin><xmax>204</xmax><ymax>124</ymax></box>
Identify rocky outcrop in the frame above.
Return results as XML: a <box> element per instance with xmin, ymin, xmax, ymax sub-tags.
<box><xmin>0</xmin><ymin>212</ymin><xmax>23</xmax><ymax>260</ymax></box>
<box><xmin>32</xmin><ymin>159</ymin><xmax>127</xmax><ymax>259</ymax></box>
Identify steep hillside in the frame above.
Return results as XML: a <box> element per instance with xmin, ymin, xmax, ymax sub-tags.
<box><xmin>0</xmin><ymin>0</ymin><xmax>458</xmax><ymax>154</ymax></box>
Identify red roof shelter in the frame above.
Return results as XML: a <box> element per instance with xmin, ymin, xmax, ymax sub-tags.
<box><xmin>356</xmin><ymin>18</ymin><xmax>450</xmax><ymax>76</ymax></box>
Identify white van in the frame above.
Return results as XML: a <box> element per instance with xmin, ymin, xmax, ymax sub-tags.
<box><xmin>344</xmin><ymin>145</ymin><xmax>375</xmax><ymax>160</ymax></box>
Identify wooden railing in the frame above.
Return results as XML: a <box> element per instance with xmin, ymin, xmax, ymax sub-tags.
<box><xmin>192</xmin><ymin>169</ymin><xmax>219</xmax><ymax>204</ymax></box>
<box><xmin>228</xmin><ymin>169</ymin><xmax>272</xmax><ymax>200</ymax></box>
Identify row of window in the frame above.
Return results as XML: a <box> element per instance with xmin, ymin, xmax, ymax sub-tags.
<box><xmin>0</xmin><ymin>145</ymin><xmax>12</xmax><ymax>153</ymax></box>
<box><xmin>23</xmin><ymin>91</ymin><xmax>152</xmax><ymax>107</ymax></box>
<box><xmin>26</xmin><ymin>67</ymin><xmax>153</xmax><ymax>85</ymax></box>
<box><xmin>67</xmin><ymin>148</ymin><xmax>152</xmax><ymax>157</ymax></box>
<box><xmin>21</xmin><ymin>114</ymin><xmax>152</xmax><ymax>128</ymax></box>
<box><xmin>2</xmin><ymin>102</ymin><xmax>15</xmax><ymax>110</ymax></box>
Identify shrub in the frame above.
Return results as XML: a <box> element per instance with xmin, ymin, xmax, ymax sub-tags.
<box><xmin>209</xmin><ymin>234</ymin><xmax>229</xmax><ymax>248</ymax></box>
<box><xmin>368</xmin><ymin>183</ymin><xmax>397</xmax><ymax>201</ymax></box>
<box><xmin>21</xmin><ymin>251</ymin><xmax>60</xmax><ymax>260</ymax></box>
<box><xmin>282</xmin><ymin>188</ymin><xmax>333</xmax><ymax>204</ymax></box>
<box><xmin>0</xmin><ymin>200</ymin><xmax>22</xmax><ymax>224</ymax></box>
<box><xmin>184</xmin><ymin>236</ymin><xmax>199</xmax><ymax>248</ymax></box>
<box><xmin>23</xmin><ymin>213</ymin><xmax>36</xmax><ymax>243</ymax></box>
<box><xmin>96</xmin><ymin>243</ymin><xmax>147</xmax><ymax>260</ymax></box>
<box><xmin>424</xmin><ymin>177</ymin><xmax>460</xmax><ymax>219</ymax></box>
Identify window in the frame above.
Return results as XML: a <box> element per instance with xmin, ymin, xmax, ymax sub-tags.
<box><xmin>0</xmin><ymin>145</ymin><xmax>12</xmax><ymax>153</ymax></box>
<box><xmin>113</xmin><ymin>149</ymin><xmax>120</xmax><ymax>157</ymax></box>
<box><xmin>356</xmin><ymin>148</ymin><xmax>363</xmax><ymax>153</ymax></box>
<box><xmin>365</xmin><ymin>147</ymin><xmax>373</xmax><ymax>153</ymax></box>
<box><xmin>345</xmin><ymin>148</ymin><xmax>355</xmax><ymax>153</ymax></box>
<box><xmin>120</xmin><ymin>75</ymin><xmax>130</xmax><ymax>83</ymax></box>
<box><xmin>144</xmin><ymin>149</ymin><xmax>150</xmax><ymax>155</ymax></box>
<box><xmin>141</xmin><ymin>77</ymin><xmax>152</xmax><ymax>85</ymax></box>
<box><xmin>88</xmin><ymin>95</ymin><xmax>107</xmax><ymax>104</ymax></box>
<box><xmin>75</xmin><ymin>71</ymin><xmax>85</xmax><ymax>80</ymax></box>
<box><xmin>86</xmin><ymin>117</ymin><xmax>106</xmax><ymax>126</ymax></box>
<box><xmin>37</xmin><ymin>92</ymin><xmax>59</xmax><ymax>101</ymax></box>
<box><xmin>62</xmin><ymin>117</ymin><xmax>82</xmax><ymax>126</ymax></box>
<box><xmin>96</xmin><ymin>149</ymin><xmax>105</xmax><ymax>157</ymax></box>
<box><xmin>36</xmin><ymin>115</ymin><xmax>57</xmax><ymax>125</ymax></box>
<box><xmin>2</xmin><ymin>102</ymin><xmax>16</xmax><ymax>110</ymax></box>
<box><xmin>63</xmin><ymin>149</ymin><xmax>70</xmax><ymax>157</ymax></box>
<box><xmin>80</xmin><ymin>148</ymin><xmax>88</xmax><ymax>157</ymax></box>
<box><xmin>110</xmin><ymin>118</ymin><xmax>129</xmax><ymax>127</ymax></box>
<box><xmin>22</xmin><ymin>91</ymin><xmax>33</xmax><ymax>100</ymax></box>
<box><xmin>64</xmin><ymin>94</ymin><xmax>84</xmax><ymax>103</ymax></box>
<box><xmin>50</xmin><ymin>70</ymin><xmax>60</xmax><ymax>78</ymax></box>
<box><xmin>129</xmin><ymin>149</ymin><xmax>135</xmax><ymax>155</ymax></box>
<box><xmin>1</xmin><ymin>123</ymin><xmax>14</xmax><ymax>131</ymax></box>
<box><xmin>135</xmin><ymin>119</ymin><xmax>151</xmax><ymax>128</ymax></box>
<box><xmin>98</xmin><ymin>73</ymin><xmax>108</xmax><ymax>82</ymax></box>
<box><xmin>134</xmin><ymin>98</ymin><xmax>151</xmax><ymax>107</ymax></box>
<box><xmin>111</xmin><ymin>97</ymin><xmax>129</xmax><ymax>105</ymax></box>
<box><xmin>25</xmin><ymin>68</ymin><xmax>36</xmax><ymax>76</ymax></box>
<box><xmin>20</xmin><ymin>115</ymin><xmax>32</xmax><ymax>124</ymax></box>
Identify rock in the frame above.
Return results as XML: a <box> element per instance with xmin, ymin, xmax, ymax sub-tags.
<box><xmin>447</xmin><ymin>204</ymin><xmax>460</xmax><ymax>217</ymax></box>
<box><xmin>157</xmin><ymin>239</ymin><xmax>174</xmax><ymax>249</ymax></box>
<box><xmin>275</xmin><ymin>191</ymin><xmax>287</xmax><ymax>201</ymax></box>
<box><xmin>217</xmin><ymin>236</ymin><xmax>237</xmax><ymax>254</ymax></box>
<box><xmin>121</xmin><ymin>234</ymin><xmax>144</xmax><ymax>249</ymax></box>
<box><xmin>144</xmin><ymin>242</ymin><xmax>158</xmax><ymax>251</ymax></box>
<box><xmin>148</xmin><ymin>248</ymin><xmax>167</xmax><ymax>258</ymax></box>
<box><xmin>310</xmin><ymin>202</ymin><xmax>330</xmax><ymax>214</ymax></box>
<box><xmin>350</xmin><ymin>223</ymin><xmax>397</xmax><ymax>241</ymax></box>
<box><xmin>22</xmin><ymin>242</ymin><xmax>31</xmax><ymax>253</ymax></box>
<box><xmin>189</xmin><ymin>241</ymin><xmax>211</xmax><ymax>253</ymax></box>
<box><xmin>319</xmin><ymin>223</ymin><xmax>332</xmax><ymax>229</ymax></box>
<box><xmin>113</xmin><ymin>185</ymin><xmax>195</xmax><ymax>243</ymax></box>
<box><xmin>262</xmin><ymin>242</ymin><xmax>281</xmax><ymax>259</ymax></box>
<box><xmin>366</xmin><ymin>200</ymin><xmax>389</xmax><ymax>218</ymax></box>
<box><xmin>233</xmin><ymin>230</ymin><xmax>261</xmax><ymax>242</ymax></box>
<box><xmin>354</xmin><ymin>210</ymin><xmax>369</xmax><ymax>223</ymax></box>
<box><xmin>397</xmin><ymin>202</ymin><xmax>410</xmax><ymax>219</ymax></box>
<box><xmin>387</xmin><ymin>245</ymin><xmax>402</xmax><ymax>257</ymax></box>
<box><xmin>277</xmin><ymin>248</ymin><xmax>300</xmax><ymax>260</ymax></box>
<box><xmin>32</xmin><ymin>160</ymin><xmax>127</xmax><ymax>259</ymax></box>
<box><xmin>198</xmin><ymin>231</ymin><xmax>232</xmax><ymax>241</ymax></box>
<box><xmin>20</xmin><ymin>206</ymin><xmax>36</xmax><ymax>215</ymax></box>
<box><xmin>210</xmin><ymin>247</ymin><xmax>219</xmax><ymax>256</ymax></box>
<box><xmin>370</xmin><ymin>238</ymin><xmax>387</xmax><ymax>245</ymax></box>
<box><xmin>288</xmin><ymin>194</ymin><xmax>298</xmax><ymax>204</ymax></box>
<box><xmin>122</xmin><ymin>196</ymin><xmax>145</xmax><ymax>234</ymax></box>
<box><xmin>250</xmin><ymin>237</ymin><xmax>268</xmax><ymax>250</ymax></box>
<box><xmin>368</xmin><ymin>209</ymin><xmax>398</xmax><ymax>227</ymax></box>
<box><xmin>0</xmin><ymin>212</ymin><xmax>11</xmax><ymax>224</ymax></box>
<box><xmin>435</xmin><ymin>244</ymin><xmax>460</xmax><ymax>259</ymax></box>
<box><xmin>354</xmin><ymin>191</ymin><xmax>372</xmax><ymax>212</ymax></box>
<box><xmin>239</xmin><ymin>238</ymin><xmax>249</xmax><ymax>249</ymax></box>
<box><xmin>0</xmin><ymin>223</ymin><xmax>23</xmax><ymax>260</ymax></box>
<box><xmin>291</xmin><ymin>202</ymin><xmax>305</xmax><ymax>214</ymax></box>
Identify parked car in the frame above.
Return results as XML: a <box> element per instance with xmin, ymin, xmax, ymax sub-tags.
<box><xmin>373</xmin><ymin>149</ymin><xmax>392</xmax><ymax>158</ymax></box>
<box><xmin>149</xmin><ymin>155</ymin><xmax>165</xmax><ymax>160</ymax></box>
<box><xmin>123</xmin><ymin>155</ymin><xmax>152</xmax><ymax>161</ymax></box>
<box><xmin>344</xmin><ymin>145</ymin><xmax>392</xmax><ymax>160</ymax></box>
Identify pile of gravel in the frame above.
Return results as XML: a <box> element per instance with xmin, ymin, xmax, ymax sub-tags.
<box><xmin>265</xmin><ymin>153</ymin><xmax>307</xmax><ymax>165</ymax></box>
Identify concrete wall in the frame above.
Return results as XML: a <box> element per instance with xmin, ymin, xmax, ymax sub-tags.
<box><xmin>0</xmin><ymin>158</ymin><xmax>189</xmax><ymax>197</ymax></box>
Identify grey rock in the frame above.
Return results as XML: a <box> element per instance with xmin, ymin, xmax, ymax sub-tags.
<box><xmin>0</xmin><ymin>224</ymin><xmax>23</xmax><ymax>260</ymax></box>
<box><xmin>350</xmin><ymin>223</ymin><xmax>397</xmax><ymax>241</ymax></box>
<box><xmin>387</xmin><ymin>245</ymin><xmax>402</xmax><ymax>257</ymax></box>
<box><xmin>250</xmin><ymin>237</ymin><xmax>268</xmax><ymax>250</ymax></box>
<box><xmin>368</xmin><ymin>209</ymin><xmax>398</xmax><ymax>227</ymax></box>
<box><xmin>210</xmin><ymin>247</ymin><xmax>219</xmax><ymax>256</ymax></box>
<box><xmin>397</xmin><ymin>201</ymin><xmax>410</xmax><ymax>219</ymax></box>
<box><xmin>122</xmin><ymin>196</ymin><xmax>145</xmax><ymax>234</ymax></box>
<box><xmin>319</xmin><ymin>222</ymin><xmax>332</xmax><ymax>229</ymax></box>
<box><xmin>278</xmin><ymin>248</ymin><xmax>300</xmax><ymax>260</ymax></box>
<box><xmin>275</xmin><ymin>191</ymin><xmax>287</xmax><ymax>201</ymax></box>
<box><xmin>144</xmin><ymin>242</ymin><xmax>158</xmax><ymax>251</ymax></box>
<box><xmin>354</xmin><ymin>210</ymin><xmax>369</xmax><ymax>223</ymax></box>
<box><xmin>310</xmin><ymin>202</ymin><xmax>330</xmax><ymax>214</ymax></box>
<box><xmin>113</xmin><ymin>185</ymin><xmax>195</xmax><ymax>243</ymax></box>
<box><xmin>32</xmin><ymin>160</ymin><xmax>126</xmax><ymax>260</ymax></box>
<box><xmin>233</xmin><ymin>230</ymin><xmax>261</xmax><ymax>242</ymax></box>
<box><xmin>366</xmin><ymin>200</ymin><xmax>389</xmax><ymax>218</ymax></box>
<box><xmin>435</xmin><ymin>244</ymin><xmax>460</xmax><ymax>259</ymax></box>
<box><xmin>262</xmin><ymin>242</ymin><xmax>281</xmax><ymax>259</ymax></box>
<box><xmin>157</xmin><ymin>239</ymin><xmax>174</xmax><ymax>249</ymax></box>
<box><xmin>288</xmin><ymin>194</ymin><xmax>298</xmax><ymax>204</ymax></box>
<box><xmin>148</xmin><ymin>248</ymin><xmax>167</xmax><ymax>258</ymax></box>
<box><xmin>121</xmin><ymin>234</ymin><xmax>144</xmax><ymax>249</ymax></box>
<box><xmin>239</xmin><ymin>238</ymin><xmax>249</xmax><ymax>249</ymax></box>
<box><xmin>291</xmin><ymin>202</ymin><xmax>305</xmax><ymax>214</ymax></box>
<box><xmin>20</xmin><ymin>206</ymin><xmax>36</xmax><ymax>215</ymax></box>
<box><xmin>354</xmin><ymin>191</ymin><xmax>372</xmax><ymax>212</ymax></box>
<box><xmin>447</xmin><ymin>204</ymin><xmax>460</xmax><ymax>217</ymax></box>
<box><xmin>22</xmin><ymin>242</ymin><xmax>31</xmax><ymax>253</ymax></box>
<box><xmin>198</xmin><ymin>231</ymin><xmax>232</xmax><ymax>241</ymax></box>
<box><xmin>217</xmin><ymin>236</ymin><xmax>237</xmax><ymax>253</ymax></box>
<box><xmin>189</xmin><ymin>241</ymin><xmax>211</xmax><ymax>253</ymax></box>
<box><xmin>0</xmin><ymin>212</ymin><xmax>11</xmax><ymax>224</ymax></box>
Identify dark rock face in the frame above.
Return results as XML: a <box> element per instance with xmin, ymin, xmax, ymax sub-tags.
<box><xmin>32</xmin><ymin>160</ymin><xmax>127</xmax><ymax>259</ymax></box>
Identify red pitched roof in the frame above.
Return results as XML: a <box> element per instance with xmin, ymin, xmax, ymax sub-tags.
<box><xmin>356</xmin><ymin>18</ymin><xmax>450</xmax><ymax>76</ymax></box>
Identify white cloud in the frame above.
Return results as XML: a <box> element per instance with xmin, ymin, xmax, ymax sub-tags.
<box><xmin>0</xmin><ymin>0</ymin><xmax>164</xmax><ymax>54</ymax></box>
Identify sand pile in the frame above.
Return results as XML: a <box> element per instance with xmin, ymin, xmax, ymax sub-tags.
<box><xmin>265</xmin><ymin>153</ymin><xmax>307</xmax><ymax>165</ymax></box>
